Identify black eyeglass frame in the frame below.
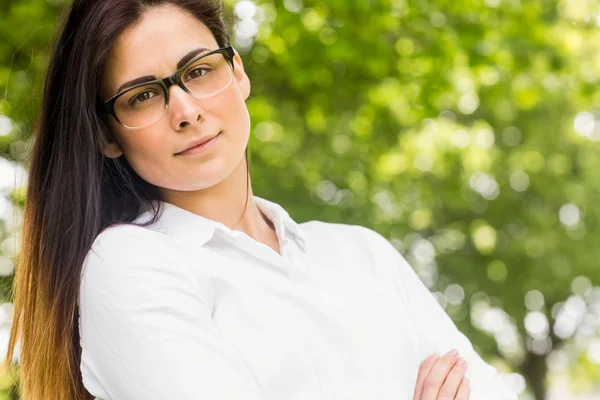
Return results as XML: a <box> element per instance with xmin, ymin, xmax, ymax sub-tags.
<box><xmin>101</xmin><ymin>45</ymin><xmax>236</xmax><ymax>129</ymax></box>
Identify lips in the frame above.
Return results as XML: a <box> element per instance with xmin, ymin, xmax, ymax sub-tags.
<box><xmin>175</xmin><ymin>132</ymin><xmax>220</xmax><ymax>155</ymax></box>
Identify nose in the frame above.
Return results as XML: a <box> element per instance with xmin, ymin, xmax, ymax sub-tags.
<box><xmin>167</xmin><ymin>85</ymin><xmax>204</xmax><ymax>131</ymax></box>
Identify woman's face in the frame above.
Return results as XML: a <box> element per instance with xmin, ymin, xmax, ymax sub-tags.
<box><xmin>101</xmin><ymin>5</ymin><xmax>251</xmax><ymax>194</ymax></box>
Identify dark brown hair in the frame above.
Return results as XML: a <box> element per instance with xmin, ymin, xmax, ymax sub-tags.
<box><xmin>4</xmin><ymin>0</ymin><xmax>237</xmax><ymax>398</ymax></box>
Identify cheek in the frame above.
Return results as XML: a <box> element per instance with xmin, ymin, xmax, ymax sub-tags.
<box><xmin>213</xmin><ymin>84</ymin><xmax>251</xmax><ymax>127</ymax></box>
<box><xmin>121</xmin><ymin>128</ymin><xmax>165</xmax><ymax>158</ymax></box>
<box><xmin>117</xmin><ymin>126</ymin><xmax>171</xmax><ymax>177</ymax></box>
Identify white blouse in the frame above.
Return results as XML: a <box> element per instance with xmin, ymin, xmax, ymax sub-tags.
<box><xmin>78</xmin><ymin>196</ymin><xmax>516</xmax><ymax>400</ymax></box>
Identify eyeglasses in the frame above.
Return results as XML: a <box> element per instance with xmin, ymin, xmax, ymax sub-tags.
<box><xmin>102</xmin><ymin>46</ymin><xmax>235</xmax><ymax>130</ymax></box>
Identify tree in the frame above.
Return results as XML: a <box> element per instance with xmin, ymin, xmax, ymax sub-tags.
<box><xmin>241</xmin><ymin>0</ymin><xmax>600</xmax><ymax>398</ymax></box>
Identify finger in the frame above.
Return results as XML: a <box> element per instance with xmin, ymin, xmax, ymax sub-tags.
<box><xmin>454</xmin><ymin>376</ymin><xmax>471</xmax><ymax>400</ymax></box>
<box><xmin>437</xmin><ymin>358</ymin><xmax>467</xmax><ymax>400</ymax></box>
<box><xmin>413</xmin><ymin>353</ymin><xmax>440</xmax><ymax>400</ymax></box>
<box><xmin>419</xmin><ymin>349</ymin><xmax>460</xmax><ymax>400</ymax></box>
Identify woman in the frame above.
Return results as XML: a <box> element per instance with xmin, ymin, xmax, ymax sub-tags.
<box><xmin>4</xmin><ymin>0</ymin><xmax>517</xmax><ymax>399</ymax></box>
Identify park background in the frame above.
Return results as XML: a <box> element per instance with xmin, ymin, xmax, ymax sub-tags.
<box><xmin>1</xmin><ymin>0</ymin><xmax>600</xmax><ymax>398</ymax></box>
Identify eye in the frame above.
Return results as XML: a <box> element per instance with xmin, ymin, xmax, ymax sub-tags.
<box><xmin>130</xmin><ymin>91</ymin><xmax>158</xmax><ymax>106</ymax></box>
<box><xmin>186</xmin><ymin>67</ymin><xmax>211</xmax><ymax>81</ymax></box>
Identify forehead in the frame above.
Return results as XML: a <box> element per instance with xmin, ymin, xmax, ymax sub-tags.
<box><xmin>103</xmin><ymin>5</ymin><xmax>219</xmax><ymax>96</ymax></box>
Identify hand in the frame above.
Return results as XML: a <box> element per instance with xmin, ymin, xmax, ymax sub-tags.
<box><xmin>413</xmin><ymin>349</ymin><xmax>471</xmax><ymax>400</ymax></box>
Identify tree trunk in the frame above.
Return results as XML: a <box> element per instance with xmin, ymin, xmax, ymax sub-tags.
<box><xmin>521</xmin><ymin>352</ymin><xmax>547</xmax><ymax>400</ymax></box>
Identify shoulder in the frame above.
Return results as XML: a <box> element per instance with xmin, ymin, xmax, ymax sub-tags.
<box><xmin>88</xmin><ymin>223</ymin><xmax>171</xmax><ymax>261</ymax></box>
<box><xmin>300</xmin><ymin>220</ymin><xmax>391</xmax><ymax>250</ymax></box>
<box><xmin>298</xmin><ymin>220</ymin><xmax>403</xmax><ymax>268</ymax></box>
<box><xmin>300</xmin><ymin>220</ymin><xmax>415</xmax><ymax>274</ymax></box>
<box><xmin>93</xmin><ymin>222</ymin><xmax>166</xmax><ymax>245</ymax></box>
<box><xmin>81</xmin><ymin>223</ymin><xmax>183</xmax><ymax>285</ymax></box>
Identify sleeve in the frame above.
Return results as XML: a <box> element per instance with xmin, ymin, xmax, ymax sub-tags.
<box><xmin>362</xmin><ymin>227</ymin><xmax>517</xmax><ymax>400</ymax></box>
<box><xmin>78</xmin><ymin>226</ymin><xmax>265</xmax><ymax>400</ymax></box>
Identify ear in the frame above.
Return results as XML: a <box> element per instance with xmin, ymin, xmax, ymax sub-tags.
<box><xmin>102</xmin><ymin>141</ymin><xmax>123</xmax><ymax>158</ymax></box>
<box><xmin>232</xmin><ymin>48</ymin><xmax>251</xmax><ymax>100</ymax></box>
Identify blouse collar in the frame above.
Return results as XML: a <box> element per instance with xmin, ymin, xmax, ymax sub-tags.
<box><xmin>137</xmin><ymin>196</ymin><xmax>307</xmax><ymax>252</ymax></box>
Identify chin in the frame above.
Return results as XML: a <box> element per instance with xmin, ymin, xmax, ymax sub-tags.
<box><xmin>179</xmin><ymin>171</ymin><xmax>233</xmax><ymax>192</ymax></box>
<box><xmin>157</xmin><ymin>152</ymin><xmax>245</xmax><ymax>192</ymax></box>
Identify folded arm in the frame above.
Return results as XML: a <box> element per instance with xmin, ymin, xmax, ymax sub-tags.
<box><xmin>362</xmin><ymin>227</ymin><xmax>517</xmax><ymax>400</ymax></box>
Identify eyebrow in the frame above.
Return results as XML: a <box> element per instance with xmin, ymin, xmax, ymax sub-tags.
<box><xmin>114</xmin><ymin>47</ymin><xmax>210</xmax><ymax>94</ymax></box>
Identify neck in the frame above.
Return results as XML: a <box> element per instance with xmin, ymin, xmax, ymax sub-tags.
<box><xmin>159</xmin><ymin>156</ymin><xmax>278</xmax><ymax>250</ymax></box>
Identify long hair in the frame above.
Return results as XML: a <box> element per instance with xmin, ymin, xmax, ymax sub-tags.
<box><xmin>3</xmin><ymin>1</ymin><xmax>238</xmax><ymax>398</ymax></box>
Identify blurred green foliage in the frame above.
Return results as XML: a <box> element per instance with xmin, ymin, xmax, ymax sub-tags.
<box><xmin>1</xmin><ymin>0</ymin><xmax>600</xmax><ymax>398</ymax></box>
